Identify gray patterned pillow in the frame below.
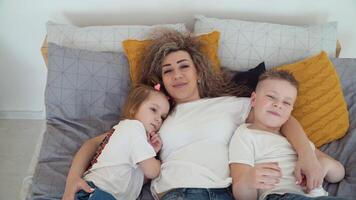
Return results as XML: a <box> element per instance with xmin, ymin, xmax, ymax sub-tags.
<box><xmin>194</xmin><ymin>15</ymin><xmax>337</xmax><ymax>71</ymax></box>
<box><xmin>47</xmin><ymin>21</ymin><xmax>188</xmax><ymax>52</ymax></box>
<box><xmin>31</xmin><ymin>43</ymin><xmax>130</xmax><ymax>199</ymax></box>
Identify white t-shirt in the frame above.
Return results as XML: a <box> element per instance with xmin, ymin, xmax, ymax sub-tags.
<box><xmin>151</xmin><ymin>96</ymin><xmax>251</xmax><ymax>196</ymax></box>
<box><xmin>84</xmin><ymin>119</ymin><xmax>156</xmax><ymax>200</ymax></box>
<box><xmin>229</xmin><ymin>123</ymin><xmax>327</xmax><ymax>200</ymax></box>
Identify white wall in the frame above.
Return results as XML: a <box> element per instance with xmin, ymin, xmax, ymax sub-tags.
<box><xmin>1</xmin><ymin>0</ymin><xmax>355</xmax><ymax>119</ymax></box>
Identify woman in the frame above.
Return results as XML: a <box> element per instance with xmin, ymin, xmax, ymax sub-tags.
<box><xmin>62</xmin><ymin>30</ymin><xmax>324</xmax><ymax>200</ymax></box>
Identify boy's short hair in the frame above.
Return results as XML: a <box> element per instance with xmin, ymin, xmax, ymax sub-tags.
<box><xmin>257</xmin><ymin>70</ymin><xmax>299</xmax><ymax>91</ymax></box>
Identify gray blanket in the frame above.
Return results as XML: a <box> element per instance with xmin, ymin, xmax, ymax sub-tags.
<box><xmin>319</xmin><ymin>58</ymin><xmax>356</xmax><ymax>199</ymax></box>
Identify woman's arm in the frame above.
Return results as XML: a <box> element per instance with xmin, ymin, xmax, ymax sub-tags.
<box><xmin>139</xmin><ymin>158</ymin><xmax>161</xmax><ymax>179</ymax></box>
<box><xmin>280</xmin><ymin>116</ymin><xmax>323</xmax><ymax>192</ymax></box>
<box><xmin>315</xmin><ymin>149</ymin><xmax>345</xmax><ymax>183</ymax></box>
<box><xmin>62</xmin><ymin>133</ymin><xmax>108</xmax><ymax>200</ymax></box>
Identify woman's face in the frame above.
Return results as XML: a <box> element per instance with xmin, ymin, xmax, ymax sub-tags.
<box><xmin>161</xmin><ymin>50</ymin><xmax>200</xmax><ymax>104</ymax></box>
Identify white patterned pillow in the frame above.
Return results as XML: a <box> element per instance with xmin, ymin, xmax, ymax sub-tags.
<box><xmin>46</xmin><ymin>21</ymin><xmax>187</xmax><ymax>52</ymax></box>
<box><xmin>194</xmin><ymin>15</ymin><xmax>337</xmax><ymax>71</ymax></box>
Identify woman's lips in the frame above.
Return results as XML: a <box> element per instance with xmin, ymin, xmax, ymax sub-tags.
<box><xmin>172</xmin><ymin>82</ymin><xmax>187</xmax><ymax>88</ymax></box>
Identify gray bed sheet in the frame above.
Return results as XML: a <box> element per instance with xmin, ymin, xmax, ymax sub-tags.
<box><xmin>320</xmin><ymin>58</ymin><xmax>356</xmax><ymax>199</ymax></box>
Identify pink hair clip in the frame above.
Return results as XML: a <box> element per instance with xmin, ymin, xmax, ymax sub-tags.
<box><xmin>154</xmin><ymin>83</ymin><xmax>161</xmax><ymax>91</ymax></box>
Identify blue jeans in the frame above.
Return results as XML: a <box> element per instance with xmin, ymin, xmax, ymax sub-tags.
<box><xmin>266</xmin><ymin>193</ymin><xmax>346</xmax><ymax>200</ymax></box>
<box><xmin>161</xmin><ymin>187</ymin><xmax>233</xmax><ymax>200</ymax></box>
<box><xmin>75</xmin><ymin>181</ymin><xmax>116</xmax><ymax>200</ymax></box>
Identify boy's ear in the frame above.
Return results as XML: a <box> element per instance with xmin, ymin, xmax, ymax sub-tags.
<box><xmin>251</xmin><ymin>92</ymin><xmax>257</xmax><ymax>107</ymax></box>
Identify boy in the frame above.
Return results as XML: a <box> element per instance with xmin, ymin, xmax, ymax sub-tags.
<box><xmin>229</xmin><ymin>70</ymin><xmax>345</xmax><ymax>200</ymax></box>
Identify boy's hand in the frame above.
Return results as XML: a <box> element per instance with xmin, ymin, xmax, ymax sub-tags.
<box><xmin>148</xmin><ymin>131</ymin><xmax>162</xmax><ymax>153</ymax></box>
<box><xmin>62</xmin><ymin>176</ymin><xmax>94</xmax><ymax>200</ymax></box>
<box><xmin>294</xmin><ymin>153</ymin><xmax>324</xmax><ymax>193</ymax></box>
<box><xmin>248</xmin><ymin>162</ymin><xmax>282</xmax><ymax>190</ymax></box>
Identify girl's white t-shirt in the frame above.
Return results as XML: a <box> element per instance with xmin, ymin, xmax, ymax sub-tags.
<box><xmin>84</xmin><ymin>119</ymin><xmax>156</xmax><ymax>200</ymax></box>
<box><xmin>151</xmin><ymin>96</ymin><xmax>251</xmax><ymax>195</ymax></box>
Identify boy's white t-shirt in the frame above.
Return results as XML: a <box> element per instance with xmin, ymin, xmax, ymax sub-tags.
<box><xmin>151</xmin><ymin>96</ymin><xmax>251</xmax><ymax>196</ymax></box>
<box><xmin>84</xmin><ymin>119</ymin><xmax>156</xmax><ymax>200</ymax></box>
<box><xmin>229</xmin><ymin>123</ymin><xmax>327</xmax><ymax>200</ymax></box>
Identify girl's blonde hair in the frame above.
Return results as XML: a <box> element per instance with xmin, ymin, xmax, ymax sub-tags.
<box><xmin>139</xmin><ymin>29</ymin><xmax>248</xmax><ymax>104</ymax></box>
<box><xmin>121</xmin><ymin>84</ymin><xmax>164</xmax><ymax>119</ymax></box>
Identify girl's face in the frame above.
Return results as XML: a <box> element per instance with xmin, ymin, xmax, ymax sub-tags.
<box><xmin>135</xmin><ymin>91</ymin><xmax>170</xmax><ymax>134</ymax></box>
<box><xmin>161</xmin><ymin>50</ymin><xmax>201</xmax><ymax>104</ymax></box>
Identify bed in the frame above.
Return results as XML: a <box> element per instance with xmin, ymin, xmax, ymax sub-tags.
<box><xmin>22</xmin><ymin>15</ymin><xmax>356</xmax><ymax>200</ymax></box>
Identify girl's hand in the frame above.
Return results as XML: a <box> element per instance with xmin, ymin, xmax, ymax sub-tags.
<box><xmin>148</xmin><ymin>131</ymin><xmax>162</xmax><ymax>153</ymax></box>
<box><xmin>248</xmin><ymin>162</ymin><xmax>282</xmax><ymax>190</ymax></box>
<box><xmin>294</xmin><ymin>153</ymin><xmax>324</xmax><ymax>193</ymax></box>
<box><xmin>61</xmin><ymin>176</ymin><xmax>94</xmax><ymax>200</ymax></box>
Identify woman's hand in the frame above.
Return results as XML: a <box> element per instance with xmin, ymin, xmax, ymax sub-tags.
<box><xmin>148</xmin><ymin>131</ymin><xmax>162</xmax><ymax>153</ymax></box>
<box><xmin>62</xmin><ymin>176</ymin><xmax>94</xmax><ymax>200</ymax></box>
<box><xmin>247</xmin><ymin>162</ymin><xmax>282</xmax><ymax>190</ymax></box>
<box><xmin>294</xmin><ymin>153</ymin><xmax>324</xmax><ymax>193</ymax></box>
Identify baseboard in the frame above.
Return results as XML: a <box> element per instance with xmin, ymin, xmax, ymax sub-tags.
<box><xmin>0</xmin><ymin>110</ymin><xmax>45</xmax><ymax>119</ymax></box>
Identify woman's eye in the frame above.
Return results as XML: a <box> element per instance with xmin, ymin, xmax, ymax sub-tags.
<box><xmin>180</xmin><ymin>65</ymin><xmax>189</xmax><ymax>69</ymax></box>
<box><xmin>150</xmin><ymin>108</ymin><xmax>157</xmax><ymax>112</ymax></box>
<box><xmin>163</xmin><ymin>69</ymin><xmax>172</xmax><ymax>74</ymax></box>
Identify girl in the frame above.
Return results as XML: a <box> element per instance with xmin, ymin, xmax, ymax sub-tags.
<box><xmin>64</xmin><ymin>84</ymin><xmax>170</xmax><ymax>200</ymax></box>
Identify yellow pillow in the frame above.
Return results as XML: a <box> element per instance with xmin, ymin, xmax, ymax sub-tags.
<box><xmin>275</xmin><ymin>51</ymin><xmax>349</xmax><ymax>147</ymax></box>
<box><xmin>123</xmin><ymin>31</ymin><xmax>221</xmax><ymax>84</ymax></box>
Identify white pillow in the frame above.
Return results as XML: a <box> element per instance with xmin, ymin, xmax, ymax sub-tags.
<box><xmin>46</xmin><ymin>21</ymin><xmax>187</xmax><ymax>52</ymax></box>
<box><xmin>194</xmin><ymin>15</ymin><xmax>337</xmax><ymax>71</ymax></box>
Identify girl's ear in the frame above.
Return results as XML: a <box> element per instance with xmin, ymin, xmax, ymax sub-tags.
<box><xmin>250</xmin><ymin>92</ymin><xmax>257</xmax><ymax>107</ymax></box>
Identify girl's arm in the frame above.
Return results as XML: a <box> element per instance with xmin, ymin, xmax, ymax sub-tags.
<box><xmin>62</xmin><ymin>133</ymin><xmax>108</xmax><ymax>200</ymax></box>
<box><xmin>280</xmin><ymin>116</ymin><xmax>324</xmax><ymax>192</ymax></box>
<box><xmin>315</xmin><ymin>149</ymin><xmax>345</xmax><ymax>183</ymax></box>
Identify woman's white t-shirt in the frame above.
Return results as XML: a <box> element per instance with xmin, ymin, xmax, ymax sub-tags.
<box><xmin>151</xmin><ymin>96</ymin><xmax>251</xmax><ymax>195</ymax></box>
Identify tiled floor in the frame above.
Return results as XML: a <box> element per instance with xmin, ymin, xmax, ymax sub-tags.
<box><xmin>0</xmin><ymin>119</ymin><xmax>45</xmax><ymax>200</ymax></box>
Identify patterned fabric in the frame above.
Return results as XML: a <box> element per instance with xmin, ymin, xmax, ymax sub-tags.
<box><xmin>276</xmin><ymin>51</ymin><xmax>349</xmax><ymax>147</ymax></box>
<box><xmin>194</xmin><ymin>15</ymin><xmax>337</xmax><ymax>71</ymax></box>
<box><xmin>30</xmin><ymin>43</ymin><xmax>130</xmax><ymax>199</ymax></box>
<box><xmin>46</xmin><ymin>21</ymin><xmax>187</xmax><ymax>52</ymax></box>
<box><xmin>87</xmin><ymin>129</ymin><xmax>115</xmax><ymax>171</ymax></box>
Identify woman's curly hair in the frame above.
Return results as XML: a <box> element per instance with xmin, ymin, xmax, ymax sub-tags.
<box><xmin>139</xmin><ymin>29</ymin><xmax>249</xmax><ymax>102</ymax></box>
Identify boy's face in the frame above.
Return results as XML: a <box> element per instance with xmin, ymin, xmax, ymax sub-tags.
<box><xmin>251</xmin><ymin>79</ymin><xmax>297</xmax><ymax>130</ymax></box>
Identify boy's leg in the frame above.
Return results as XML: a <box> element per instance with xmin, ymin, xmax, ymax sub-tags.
<box><xmin>265</xmin><ymin>193</ymin><xmax>346</xmax><ymax>200</ymax></box>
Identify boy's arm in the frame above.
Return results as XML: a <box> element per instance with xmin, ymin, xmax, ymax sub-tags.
<box><xmin>139</xmin><ymin>158</ymin><xmax>161</xmax><ymax>179</ymax></box>
<box><xmin>315</xmin><ymin>149</ymin><xmax>345</xmax><ymax>183</ymax></box>
<box><xmin>62</xmin><ymin>133</ymin><xmax>108</xmax><ymax>200</ymax></box>
<box><xmin>230</xmin><ymin>163</ymin><xmax>281</xmax><ymax>200</ymax></box>
<box><xmin>230</xmin><ymin>163</ymin><xmax>258</xmax><ymax>200</ymax></box>
<box><xmin>280</xmin><ymin>116</ymin><xmax>324</xmax><ymax>192</ymax></box>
